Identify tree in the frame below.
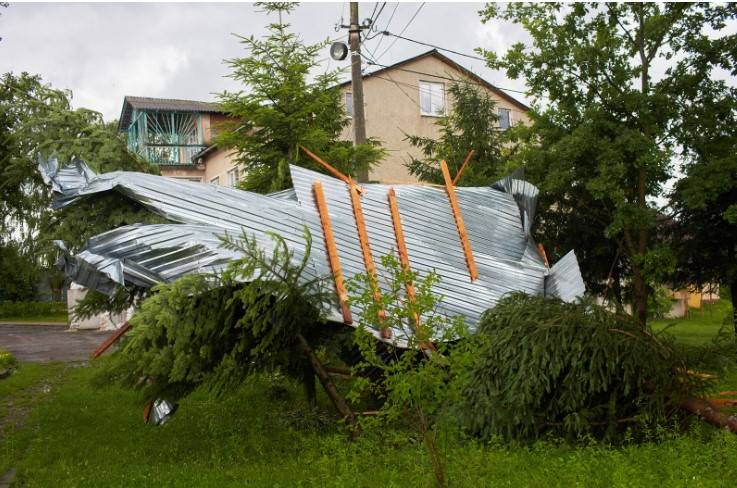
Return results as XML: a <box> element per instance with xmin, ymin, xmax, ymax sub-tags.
<box><xmin>669</xmin><ymin>79</ymin><xmax>737</xmax><ymax>334</ymax></box>
<box><xmin>95</xmin><ymin>229</ymin><xmax>347</xmax><ymax>412</ymax></box>
<box><xmin>216</xmin><ymin>2</ymin><xmax>384</xmax><ymax>194</ymax></box>
<box><xmin>480</xmin><ymin>3</ymin><xmax>736</xmax><ymax>325</ymax></box>
<box><xmin>405</xmin><ymin>79</ymin><xmax>504</xmax><ymax>186</ymax></box>
<box><xmin>0</xmin><ymin>72</ymin><xmax>158</xmax><ymax>300</ymax></box>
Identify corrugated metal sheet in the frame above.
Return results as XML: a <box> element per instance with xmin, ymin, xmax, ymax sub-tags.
<box><xmin>40</xmin><ymin>157</ymin><xmax>585</xmax><ymax>344</ymax></box>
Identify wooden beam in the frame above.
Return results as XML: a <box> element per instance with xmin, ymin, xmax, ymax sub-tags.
<box><xmin>349</xmin><ymin>184</ymin><xmax>390</xmax><ymax>338</ymax></box>
<box><xmin>452</xmin><ymin>150</ymin><xmax>475</xmax><ymax>186</ymax></box>
<box><xmin>313</xmin><ymin>181</ymin><xmax>353</xmax><ymax>324</ymax></box>
<box><xmin>299</xmin><ymin>145</ymin><xmax>353</xmax><ymax>186</ymax></box>
<box><xmin>387</xmin><ymin>188</ymin><xmax>435</xmax><ymax>351</ymax></box>
<box><xmin>440</xmin><ymin>160</ymin><xmax>479</xmax><ymax>281</ymax></box>
<box><xmin>537</xmin><ymin>243</ymin><xmax>550</xmax><ymax>268</ymax></box>
<box><xmin>92</xmin><ymin>321</ymin><xmax>132</xmax><ymax>359</ymax></box>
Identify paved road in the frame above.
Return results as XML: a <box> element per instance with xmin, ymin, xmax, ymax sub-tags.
<box><xmin>0</xmin><ymin>324</ymin><xmax>109</xmax><ymax>362</ymax></box>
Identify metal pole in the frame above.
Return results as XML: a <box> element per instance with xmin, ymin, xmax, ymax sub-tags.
<box><xmin>349</xmin><ymin>1</ymin><xmax>369</xmax><ymax>182</ymax></box>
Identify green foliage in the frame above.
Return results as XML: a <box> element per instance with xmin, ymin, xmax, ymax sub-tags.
<box><xmin>647</xmin><ymin>286</ymin><xmax>675</xmax><ymax>320</ymax></box>
<box><xmin>0</xmin><ymin>349</ymin><xmax>16</xmax><ymax>371</ymax></box>
<box><xmin>405</xmin><ymin>79</ymin><xmax>504</xmax><ymax>186</ymax></box>
<box><xmin>458</xmin><ymin>293</ymin><xmax>703</xmax><ymax>442</ymax></box>
<box><xmin>216</xmin><ymin>3</ymin><xmax>384</xmax><ymax>193</ymax></box>
<box><xmin>0</xmin><ymin>243</ymin><xmax>40</xmax><ymax>302</ymax></box>
<box><xmin>96</xmin><ymin>228</ymin><xmax>332</xmax><ymax>403</ymax></box>
<box><xmin>668</xmin><ymin>75</ymin><xmax>737</xmax><ymax>332</ymax></box>
<box><xmin>0</xmin><ymin>301</ymin><xmax>66</xmax><ymax>319</ymax></box>
<box><xmin>480</xmin><ymin>3</ymin><xmax>737</xmax><ymax>324</ymax></box>
<box><xmin>70</xmin><ymin>285</ymin><xmax>146</xmax><ymax>321</ymax></box>
<box><xmin>347</xmin><ymin>253</ymin><xmax>468</xmax><ymax>486</ymax></box>
<box><xmin>1</xmin><ymin>72</ymin><xmax>159</xmax><ymax>301</ymax></box>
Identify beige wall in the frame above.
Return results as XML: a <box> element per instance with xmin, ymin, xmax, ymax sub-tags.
<box><xmin>340</xmin><ymin>55</ymin><xmax>530</xmax><ymax>184</ymax></box>
<box><xmin>204</xmin><ymin>148</ymin><xmax>238</xmax><ymax>186</ymax></box>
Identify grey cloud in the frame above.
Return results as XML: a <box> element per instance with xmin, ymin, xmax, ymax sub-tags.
<box><xmin>0</xmin><ymin>2</ymin><xmax>527</xmax><ymax>121</ymax></box>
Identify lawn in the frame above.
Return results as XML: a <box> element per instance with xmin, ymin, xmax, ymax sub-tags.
<box><xmin>651</xmin><ymin>299</ymin><xmax>733</xmax><ymax>347</ymax></box>
<box><xmin>1</xmin><ymin>301</ymin><xmax>735</xmax><ymax>487</ymax></box>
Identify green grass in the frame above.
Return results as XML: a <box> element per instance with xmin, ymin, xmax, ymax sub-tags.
<box><xmin>0</xmin><ymin>314</ymin><xmax>69</xmax><ymax>324</ymax></box>
<box><xmin>2</xmin><ymin>364</ymin><xmax>736</xmax><ymax>487</ymax></box>
<box><xmin>651</xmin><ymin>300</ymin><xmax>733</xmax><ymax>346</ymax></box>
<box><xmin>0</xmin><ymin>304</ymin><xmax>735</xmax><ymax>487</ymax></box>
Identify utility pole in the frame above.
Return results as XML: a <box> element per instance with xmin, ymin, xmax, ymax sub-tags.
<box><xmin>349</xmin><ymin>2</ymin><xmax>368</xmax><ymax>181</ymax></box>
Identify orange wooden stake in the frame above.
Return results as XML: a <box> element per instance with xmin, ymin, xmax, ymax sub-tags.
<box><xmin>313</xmin><ymin>181</ymin><xmax>353</xmax><ymax>324</ymax></box>
<box><xmin>440</xmin><ymin>160</ymin><xmax>478</xmax><ymax>281</ymax></box>
<box><xmin>349</xmin><ymin>184</ymin><xmax>390</xmax><ymax>338</ymax></box>
<box><xmin>452</xmin><ymin>150</ymin><xmax>475</xmax><ymax>186</ymax></box>
<box><xmin>537</xmin><ymin>243</ymin><xmax>550</xmax><ymax>268</ymax></box>
<box><xmin>143</xmin><ymin>400</ymin><xmax>154</xmax><ymax>423</ymax></box>
<box><xmin>299</xmin><ymin>145</ymin><xmax>353</xmax><ymax>186</ymax></box>
<box><xmin>92</xmin><ymin>321</ymin><xmax>132</xmax><ymax>359</ymax></box>
<box><xmin>388</xmin><ymin>188</ymin><xmax>435</xmax><ymax>351</ymax></box>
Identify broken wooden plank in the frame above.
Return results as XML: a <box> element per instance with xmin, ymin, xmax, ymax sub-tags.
<box><xmin>299</xmin><ymin>145</ymin><xmax>353</xmax><ymax>185</ymax></box>
<box><xmin>537</xmin><ymin>243</ymin><xmax>550</xmax><ymax>268</ymax></box>
<box><xmin>313</xmin><ymin>181</ymin><xmax>352</xmax><ymax>324</ymax></box>
<box><xmin>92</xmin><ymin>321</ymin><xmax>132</xmax><ymax>359</ymax></box>
<box><xmin>440</xmin><ymin>160</ymin><xmax>478</xmax><ymax>281</ymax></box>
<box><xmin>452</xmin><ymin>150</ymin><xmax>475</xmax><ymax>186</ymax></box>
<box><xmin>349</xmin><ymin>184</ymin><xmax>390</xmax><ymax>339</ymax></box>
<box><xmin>387</xmin><ymin>188</ymin><xmax>436</xmax><ymax>351</ymax></box>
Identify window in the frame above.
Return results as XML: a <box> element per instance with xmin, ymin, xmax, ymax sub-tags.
<box><xmin>498</xmin><ymin>108</ymin><xmax>511</xmax><ymax>130</ymax></box>
<box><xmin>227</xmin><ymin>168</ymin><xmax>240</xmax><ymax>187</ymax></box>
<box><xmin>419</xmin><ymin>81</ymin><xmax>445</xmax><ymax>116</ymax></box>
<box><xmin>210</xmin><ymin>176</ymin><xmax>220</xmax><ymax>186</ymax></box>
<box><xmin>167</xmin><ymin>176</ymin><xmax>203</xmax><ymax>183</ymax></box>
<box><xmin>345</xmin><ymin>92</ymin><xmax>353</xmax><ymax>118</ymax></box>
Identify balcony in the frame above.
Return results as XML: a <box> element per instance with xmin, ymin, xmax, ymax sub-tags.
<box><xmin>125</xmin><ymin>110</ymin><xmax>207</xmax><ymax>166</ymax></box>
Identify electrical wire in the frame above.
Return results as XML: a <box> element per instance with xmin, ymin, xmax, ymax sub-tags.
<box><xmin>363</xmin><ymin>57</ymin><xmax>529</xmax><ymax>96</ymax></box>
<box><xmin>379</xmin><ymin>31</ymin><xmax>487</xmax><ymax>62</ymax></box>
<box><xmin>374</xmin><ymin>2</ymin><xmax>425</xmax><ymax>62</ymax></box>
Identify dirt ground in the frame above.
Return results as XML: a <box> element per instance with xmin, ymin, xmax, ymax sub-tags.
<box><xmin>0</xmin><ymin>324</ymin><xmax>109</xmax><ymax>363</ymax></box>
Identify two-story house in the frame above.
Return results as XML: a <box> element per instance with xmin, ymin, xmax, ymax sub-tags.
<box><xmin>117</xmin><ymin>96</ymin><xmax>239</xmax><ymax>185</ymax></box>
<box><xmin>117</xmin><ymin>50</ymin><xmax>529</xmax><ymax>186</ymax></box>
<box><xmin>339</xmin><ymin>49</ymin><xmax>530</xmax><ymax>183</ymax></box>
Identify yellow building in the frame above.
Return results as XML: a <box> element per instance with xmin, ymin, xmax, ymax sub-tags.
<box><xmin>117</xmin><ymin>50</ymin><xmax>530</xmax><ymax>185</ymax></box>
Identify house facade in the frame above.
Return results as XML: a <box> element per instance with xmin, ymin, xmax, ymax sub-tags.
<box><xmin>338</xmin><ymin>50</ymin><xmax>530</xmax><ymax>183</ymax></box>
<box><xmin>118</xmin><ymin>50</ymin><xmax>530</xmax><ymax>186</ymax></box>
<box><xmin>117</xmin><ymin>96</ymin><xmax>239</xmax><ymax>186</ymax></box>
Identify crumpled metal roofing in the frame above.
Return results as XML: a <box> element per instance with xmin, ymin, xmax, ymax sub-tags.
<box><xmin>39</xmin><ymin>157</ymin><xmax>585</xmax><ymax>344</ymax></box>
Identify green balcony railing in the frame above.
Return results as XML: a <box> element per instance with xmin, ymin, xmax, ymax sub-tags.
<box><xmin>125</xmin><ymin>110</ymin><xmax>206</xmax><ymax>166</ymax></box>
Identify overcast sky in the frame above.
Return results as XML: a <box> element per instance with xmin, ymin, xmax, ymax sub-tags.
<box><xmin>0</xmin><ymin>2</ymin><xmax>530</xmax><ymax>121</ymax></box>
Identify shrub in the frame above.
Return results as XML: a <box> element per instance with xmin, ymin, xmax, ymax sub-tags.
<box><xmin>94</xmin><ymin>228</ymin><xmax>335</xmax><ymax>404</ymax></box>
<box><xmin>0</xmin><ymin>301</ymin><xmax>66</xmax><ymax>319</ymax></box>
<box><xmin>0</xmin><ymin>349</ymin><xmax>16</xmax><ymax>371</ymax></box>
<box><xmin>456</xmin><ymin>293</ymin><xmax>704</xmax><ymax>442</ymax></box>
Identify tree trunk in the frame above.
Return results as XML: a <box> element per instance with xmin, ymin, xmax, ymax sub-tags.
<box><xmin>632</xmin><ymin>268</ymin><xmax>648</xmax><ymax>327</ymax></box>
<box><xmin>302</xmin><ymin>359</ymin><xmax>317</xmax><ymax>409</ymax></box>
<box><xmin>296</xmin><ymin>333</ymin><xmax>356</xmax><ymax>424</ymax></box>
<box><xmin>730</xmin><ymin>282</ymin><xmax>737</xmax><ymax>338</ymax></box>
<box><xmin>681</xmin><ymin>397</ymin><xmax>737</xmax><ymax>433</ymax></box>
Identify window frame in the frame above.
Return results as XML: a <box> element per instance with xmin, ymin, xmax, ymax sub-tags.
<box><xmin>418</xmin><ymin>81</ymin><xmax>446</xmax><ymax>117</ymax></box>
<box><xmin>345</xmin><ymin>92</ymin><xmax>353</xmax><ymax>119</ymax></box>
<box><xmin>227</xmin><ymin>168</ymin><xmax>240</xmax><ymax>187</ymax></box>
<box><xmin>498</xmin><ymin>108</ymin><xmax>512</xmax><ymax>130</ymax></box>
<box><xmin>210</xmin><ymin>176</ymin><xmax>220</xmax><ymax>186</ymax></box>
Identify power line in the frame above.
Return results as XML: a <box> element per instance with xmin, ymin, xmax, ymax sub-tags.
<box><xmin>379</xmin><ymin>31</ymin><xmax>487</xmax><ymax>62</ymax></box>
<box><xmin>369</xmin><ymin>2</ymin><xmax>387</xmax><ymax>32</ymax></box>
<box><xmin>374</xmin><ymin>2</ymin><xmax>425</xmax><ymax>62</ymax></box>
<box><xmin>363</xmin><ymin>57</ymin><xmax>529</xmax><ymax>96</ymax></box>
